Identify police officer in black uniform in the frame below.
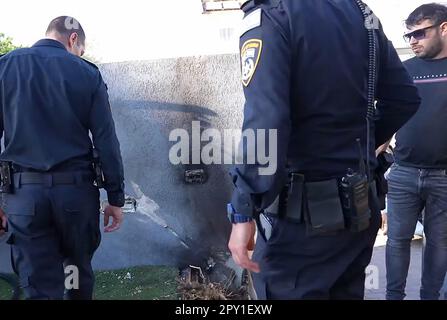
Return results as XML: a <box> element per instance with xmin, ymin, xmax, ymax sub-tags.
<box><xmin>0</xmin><ymin>52</ymin><xmax>4</xmax><ymax>239</ymax></box>
<box><xmin>228</xmin><ymin>0</ymin><xmax>421</xmax><ymax>299</ymax></box>
<box><xmin>0</xmin><ymin>16</ymin><xmax>125</xmax><ymax>300</ymax></box>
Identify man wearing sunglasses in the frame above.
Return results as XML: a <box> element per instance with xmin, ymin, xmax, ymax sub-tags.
<box><xmin>386</xmin><ymin>3</ymin><xmax>447</xmax><ymax>300</ymax></box>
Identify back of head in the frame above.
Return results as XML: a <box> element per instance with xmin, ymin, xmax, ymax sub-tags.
<box><xmin>45</xmin><ymin>16</ymin><xmax>86</xmax><ymax>56</ymax></box>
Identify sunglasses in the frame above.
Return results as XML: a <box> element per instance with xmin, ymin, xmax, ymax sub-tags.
<box><xmin>403</xmin><ymin>24</ymin><xmax>440</xmax><ymax>42</ymax></box>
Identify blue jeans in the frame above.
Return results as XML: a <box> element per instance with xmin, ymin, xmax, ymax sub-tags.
<box><xmin>386</xmin><ymin>164</ymin><xmax>447</xmax><ymax>300</ymax></box>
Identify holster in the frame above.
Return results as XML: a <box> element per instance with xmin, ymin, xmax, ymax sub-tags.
<box><xmin>92</xmin><ymin>149</ymin><xmax>105</xmax><ymax>189</ymax></box>
<box><xmin>0</xmin><ymin>161</ymin><xmax>13</xmax><ymax>194</ymax></box>
<box><xmin>263</xmin><ymin>173</ymin><xmax>304</xmax><ymax>223</ymax></box>
<box><xmin>258</xmin><ymin>173</ymin><xmax>305</xmax><ymax>241</ymax></box>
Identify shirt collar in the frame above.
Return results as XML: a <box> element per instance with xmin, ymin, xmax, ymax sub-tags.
<box><xmin>32</xmin><ymin>39</ymin><xmax>67</xmax><ymax>51</ymax></box>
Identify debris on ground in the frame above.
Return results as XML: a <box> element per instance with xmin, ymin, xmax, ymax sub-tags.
<box><xmin>178</xmin><ymin>253</ymin><xmax>250</xmax><ymax>300</ymax></box>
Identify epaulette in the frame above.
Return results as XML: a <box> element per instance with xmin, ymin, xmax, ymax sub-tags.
<box><xmin>82</xmin><ymin>58</ymin><xmax>99</xmax><ymax>70</ymax></box>
<box><xmin>241</xmin><ymin>0</ymin><xmax>278</xmax><ymax>12</ymax></box>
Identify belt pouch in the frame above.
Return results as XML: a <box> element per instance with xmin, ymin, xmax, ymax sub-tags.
<box><xmin>305</xmin><ymin>179</ymin><xmax>345</xmax><ymax>235</ymax></box>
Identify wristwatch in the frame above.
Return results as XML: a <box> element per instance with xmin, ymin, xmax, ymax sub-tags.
<box><xmin>227</xmin><ymin>203</ymin><xmax>253</xmax><ymax>224</ymax></box>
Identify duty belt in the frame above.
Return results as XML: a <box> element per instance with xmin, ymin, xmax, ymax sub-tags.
<box><xmin>263</xmin><ymin>176</ymin><xmax>379</xmax><ymax>219</ymax></box>
<box><xmin>13</xmin><ymin>172</ymin><xmax>95</xmax><ymax>188</ymax></box>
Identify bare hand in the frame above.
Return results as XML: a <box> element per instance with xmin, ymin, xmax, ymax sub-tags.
<box><xmin>376</xmin><ymin>140</ymin><xmax>392</xmax><ymax>157</ymax></box>
<box><xmin>381</xmin><ymin>211</ymin><xmax>388</xmax><ymax>236</ymax></box>
<box><xmin>0</xmin><ymin>208</ymin><xmax>7</xmax><ymax>237</ymax></box>
<box><xmin>103</xmin><ymin>205</ymin><xmax>123</xmax><ymax>233</ymax></box>
<box><xmin>228</xmin><ymin>221</ymin><xmax>260</xmax><ymax>273</ymax></box>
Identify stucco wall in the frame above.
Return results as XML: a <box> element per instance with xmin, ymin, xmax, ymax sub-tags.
<box><xmin>93</xmin><ymin>54</ymin><xmax>244</xmax><ymax>269</ymax></box>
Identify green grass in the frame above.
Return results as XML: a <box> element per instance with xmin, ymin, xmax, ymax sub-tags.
<box><xmin>94</xmin><ymin>266</ymin><xmax>179</xmax><ymax>300</ymax></box>
<box><xmin>0</xmin><ymin>274</ymin><xmax>18</xmax><ymax>300</ymax></box>
<box><xmin>0</xmin><ymin>287</ymin><xmax>14</xmax><ymax>300</ymax></box>
<box><xmin>0</xmin><ymin>266</ymin><xmax>179</xmax><ymax>300</ymax></box>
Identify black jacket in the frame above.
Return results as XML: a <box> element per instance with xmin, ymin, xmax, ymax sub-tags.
<box><xmin>0</xmin><ymin>39</ymin><xmax>124</xmax><ymax>207</ymax></box>
<box><xmin>231</xmin><ymin>0</ymin><xmax>421</xmax><ymax>216</ymax></box>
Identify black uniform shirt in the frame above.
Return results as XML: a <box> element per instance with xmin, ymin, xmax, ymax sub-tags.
<box><xmin>0</xmin><ymin>39</ymin><xmax>125</xmax><ymax>207</ymax></box>
<box><xmin>230</xmin><ymin>0</ymin><xmax>420</xmax><ymax>216</ymax></box>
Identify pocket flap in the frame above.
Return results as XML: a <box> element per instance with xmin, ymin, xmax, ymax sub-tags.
<box><xmin>64</xmin><ymin>200</ymin><xmax>81</xmax><ymax>214</ymax></box>
<box><xmin>305</xmin><ymin>179</ymin><xmax>345</xmax><ymax>234</ymax></box>
<box><xmin>4</xmin><ymin>197</ymin><xmax>35</xmax><ymax>216</ymax></box>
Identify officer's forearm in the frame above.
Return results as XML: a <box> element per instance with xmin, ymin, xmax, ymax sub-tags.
<box><xmin>94</xmin><ymin>137</ymin><xmax>125</xmax><ymax>207</ymax></box>
<box><xmin>101</xmin><ymin>153</ymin><xmax>125</xmax><ymax>207</ymax></box>
<box><xmin>106</xmin><ymin>187</ymin><xmax>125</xmax><ymax>208</ymax></box>
<box><xmin>230</xmin><ymin>167</ymin><xmax>257</xmax><ymax>217</ymax></box>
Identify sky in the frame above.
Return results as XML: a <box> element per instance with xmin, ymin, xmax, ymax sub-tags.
<box><xmin>0</xmin><ymin>0</ymin><xmax>438</xmax><ymax>63</ymax></box>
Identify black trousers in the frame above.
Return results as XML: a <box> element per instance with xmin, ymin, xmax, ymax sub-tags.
<box><xmin>252</xmin><ymin>204</ymin><xmax>381</xmax><ymax>300</ymax></box>
<box><xmin>4</xmin><ymin>172</ymin><xmax>101</xmax><ymax>300</ymax></box>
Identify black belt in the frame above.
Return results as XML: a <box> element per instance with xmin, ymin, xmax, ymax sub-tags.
<box><xmin>13</xmin><ymin>172</ymin><xmax>94</xmax><ymax>187</ymax></box>
<box><xmin>263</xmin><ymin>178</ymin><xmax>379</xmax><ymax>217</ymax></box>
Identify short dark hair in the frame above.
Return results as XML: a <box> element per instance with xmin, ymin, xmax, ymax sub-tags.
<box><xmin>406</xmin><ymin>3</ymin><xmax>447</xmax><ymax>28</ymax></box>
<box><xmin>46</xmin><ymin>16</ymin><xmax>85</xmax><ymax>44</ymax></box>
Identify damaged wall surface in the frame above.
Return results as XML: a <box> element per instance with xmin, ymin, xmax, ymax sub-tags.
<box><xmin>92</xmin><ymin>54</ymin><xmax>244</xmax><ymax>270</ymax></box>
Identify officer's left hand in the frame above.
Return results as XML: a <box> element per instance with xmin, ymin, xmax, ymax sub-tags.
<box><xmin>228</xmin><ymin>221</ymin><xmax>260</xmax><ymax>273</ymax></box>
<box><xmin>0</xmin><ymin>208</ymin><xmax>7</xmax><ymax>236</ymax></box>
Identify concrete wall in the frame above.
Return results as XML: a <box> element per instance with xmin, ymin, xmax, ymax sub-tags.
<box><xmin>92</xmin><ymin>54</ymin><xmax>244</xmax><ymax>269</ymax></box>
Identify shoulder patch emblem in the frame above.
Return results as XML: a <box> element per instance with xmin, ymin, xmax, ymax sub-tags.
<box><xmin>241</xmin><ymin>39</ymin><xmax>263</xmax><ymax>87</ymax></box>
